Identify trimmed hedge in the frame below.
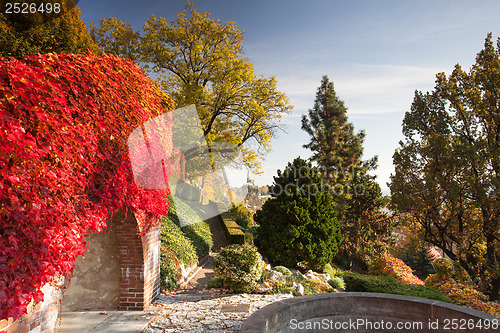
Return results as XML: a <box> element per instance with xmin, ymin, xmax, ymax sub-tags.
<box><xmin>221</xmin><ymin>212</ymin><xmax>245</xmax><ymax>244</ymax></box>
<box><xmin>182</xmin><ymin>222</ymin><xmax>213</xmax><ymax>257</ymax></box>
<box><xmin>160</xmin><ymin>215</ymin><xmax>197</xmax><ymax>267</ymax></box>
<box><xmin>166</xmin><ymin>196</ymin><xmax>213</xmax><ymax>257</ymax></box>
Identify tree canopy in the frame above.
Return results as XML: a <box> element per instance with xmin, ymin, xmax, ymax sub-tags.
<box><xmin>90</xmin><ymin>3</ymin><xmax>292</xmax><ymax>173</ymax></box>
<box><xmin>0</xmin><ymin>0</ymin><xmax>99</xmax><ymax>58</ymax></box>
<box><xmin>390</xmin><ymin>34</ymin><xmax>500</xmax><ymax>300</ymax></box>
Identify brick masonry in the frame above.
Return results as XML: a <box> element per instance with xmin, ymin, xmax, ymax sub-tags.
<box><xmin>112</xmin><ymin>207</ymin><xmax>161</xmax><ymax>310</ymax></box>
<box><xmin>1</xmin><ymin>206</ymin><xmax>161</xmax><ymax>332</ymax></box>
<box><xmin>0</xmin><ymin>280</ymin><xmax>64</xmax><ymax>333</ymax></box>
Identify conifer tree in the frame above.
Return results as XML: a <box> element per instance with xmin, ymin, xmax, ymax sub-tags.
<box><xmin>302</xmin><ymin>76</ymin><xmax>394</xmax><ymax>269</ymax></box>
<box><xmin>301</xmin><ymin>75</ymin><xmax>365</xmax><ymax>185</ymax></box>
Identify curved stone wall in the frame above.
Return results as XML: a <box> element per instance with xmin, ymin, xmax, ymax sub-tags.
<box><xmin>241</xmin><ymin>292</ymin><xmax>499</xmax><ymax>333</ymax></box>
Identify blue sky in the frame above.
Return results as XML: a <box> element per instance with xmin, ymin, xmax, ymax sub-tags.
<box><xmin>79</xmin><ymin>0</ymin><xmax>500</xmax><ymax>194</ymax></box>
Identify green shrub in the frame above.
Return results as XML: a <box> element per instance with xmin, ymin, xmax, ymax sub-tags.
<box><xmin>323</xmin><ymin>263</ymin><xmax>336</xmax><ymax>279</ymax></box>
<box><xmin>343</xmin><ymin>271</ymin><xmax>449</xmax><ymax>302</ymax></box>
<box><xmin>182</xmin><ymin>221</ymin><xmax>213</xmax><ymax>257</ymax></box>
<box><xmin>229</xmin><ymin>203</ymin><xmax>254</xmax><ymax>229</ymax></box>
<box><xmin>160</xmin><ymin>216</ymin><xmax>197</xmax><ymax>267</ymax></box>
<box><xmin>213</xmin><ymin>244</ymin><xmax>264</xmax><ymax>293</ymax></box>
<box><xmin>221</xmin><ymin>212</ymin><xmax>245</xmax><ymax>245</ymax></box>
<box><xmin>273</xmin><ymin>266</ymin><xmax>292</xmax><ymax>278</ymax></box>
<box><xmin>160</xmin><ymin>248</ymin><xmax>181</xmax><ymax>290</ymax></box>
<box><xmin>328</xmin><ymin>277</ymin><xmax>344</xmax><ymax>289</ymax></box>
<box><xmin>254</xmin><ymin>157</ymin><xmax>342</xmax><ymax>271</ymax></box>
<box><xmin>167</xmin><ymin>196</ymin><xmax>213</xmax><ymax>257</ymax></box>
<box><xmin>432</xmin><ymin>258</ymin><xmax>454</xmax><ymax>278</ymax></box>
<box><xmin>206</xmin><ymin>276</ymin><xmax>223</xmax><ymax>289</ymax></box>
<box><xmin>169</xmin><ymin>196</ymin><xmax>204</xmax><ymax>227</ymax></box>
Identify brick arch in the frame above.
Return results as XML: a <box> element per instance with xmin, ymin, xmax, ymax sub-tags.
<box><xmin>112</xmin><ymin>206</ymin><xmax>161</xmax><ymax>310</ymax></box>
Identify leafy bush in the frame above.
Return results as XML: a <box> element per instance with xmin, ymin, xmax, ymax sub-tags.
<box><xmin>213</xmin><ymin>244</ymin><xmax>264</xmax><ymax>293</ymax></box>
<box><xmin>229</xmin><ymin>203</ymin><xmax>254</xmax><ymax>229</ymax></box>
<box><xmin>370</xmin><ymin>253</ymin><xmax>424</xmax><ymax>285</ymax></box>
<box><xmin>182</xmin><ymin>222</ymin><xmax>213</xmax><ymax>257</ymax></box>
<box><xmin>206</xmin><ymin>276</ymin><xmax>223</xmax><ymax>289</ymax></box>
<box><xmin>432</xmin><ymin>258</ymin><xmax>454</xmax><ymax>278</ymax></box>
<box><xmin>343</xmin><ymin>271</ymin><xmax>449</xmax><ymax>302</ymax></box>
<box><xmin>255</xmin><ymin>157</ymin><xmax>341</xmax><ymax>271</ymax></box>
<box><xmin>328</xmin><ymin>277</ymin><xmax>344</xmax><ymax>289</ymax></box>
<box><xmin>398</xmin><ymin>242</ymin><xmax>435</xmax><ymax>280</ymax></box>
<box><xmin>323</xmin><ymin>263</ymin><xmax>336</xmax><ymax>279</ymax></box>
<box><xmin>160</xmin><ymin>247</ymin><xmax>182</xmax><ymax>290</ymax></box>
<box><xmin>273</xmin><ymin>266</ymin><xmax>292</xmax><ymax>278</ymax></box>
<box><xmin>160</xmin><ymin>216</ymin><xmax>197</xmax><ymax>266</ymax></box>
<box><xmin>167</xmin><ymin>196</ymin><xmax>213</xmax><ymax>257</ymax></box>
<box><xmin>425</xmin><ymin>274</ymin><xmax>500</xmax><ymax>316</ymax></box>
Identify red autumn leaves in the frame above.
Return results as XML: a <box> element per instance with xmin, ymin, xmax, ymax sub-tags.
<box><xmin>0</xmin><ymin>53</ymin><xmax>174</xmax><ymax>320</ymax></box>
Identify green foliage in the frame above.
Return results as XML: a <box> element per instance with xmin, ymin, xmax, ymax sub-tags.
<box><xmin>0</xmin><ymin>0</ymin><xmax>99</xmax><ymax>58</ymax></box>
<box><xmin>160</xmin><ymin>248</ymin><xmax>181</xmax><ymax>291</ymax></box>
<box><xmin>433</xmin><ymin>258</ymin><xmax>454</xmax><ymax>279</ymax></box>
<box><xmin>399</xmin><ymin>243</ymin><xmax>436</xmax><ymax>280</ymax></box>
<box><xmin>229</xmin><ymin>203</ymin><xmax>254</xmax><ymax>229</ymax></box>
<box><xmin>343</xmin><ymin>272</ymin><xmax>449</xmax><ymax>302</ymax></box>
<box><xmin>182</xmin><ymin>222</ymin><xmax>213</xmax><ymax>257</ymax></box>
<box><xmin>255</xmin><ymin>157</ymin><xmax>342</xmax><ymax>271</ymax></box>
<box><xmin>273</xmin><ymin>266</ymin><xmax>292</xmax><ymax>278</ymax></box>
<box><xmin>213</xmin><ymin>244</ymin><xmax>264</xmax><ymax>293</ymax></box>
<box><xmin>323</xmin><ymin>263</ymin><xmax>336</xmax><ymax>280</ymax></box>
<box><xmin>90</xmin><ymin>3</ymin><xmax>292</xmax><ymax>172</ymax></box>
<box><xmin>301</xmin><ymin>76</ymin><xmax>395</xmax><ymax>268</ymax></box>
<box><xmin>167</xmin><ymin>196</ymin><xmax>213</xmax><ymax>257</ymax></box>
<box><xmin>229</xmin><ymin>203</ymin><xmax>257</xmax><ymax>245</ymax></box>
<box><xmin>160</xmin><ymin>215</ymin><xmax>197</xmax><ymax>267</ymax></box>
<box><xmin>328</xmin><ymin>277</ymin><xmax>345</xmax><ymax>289</ymax></box>
<box><xmin>390</xmin><ymin>34</ymin><xmax>500</xmax><ymax>298</ymax></box>
<box><xmin>221</xmin><ymin>212</ymin><xmax>245</xmax><ymax>245</ymax></box>
<box><xmin>301</xmin><ymin>75</ymin><xmax>365</xmax><ymax>180</ymax></box>
<box><xmin>206</xmin><ymin>276</ymin><xmax>223</xmax><ymax>289</ymax></box>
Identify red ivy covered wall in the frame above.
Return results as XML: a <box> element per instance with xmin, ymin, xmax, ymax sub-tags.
<box><xmin>0</xmin><ymin>53</ymin><xmax>174</xmax><ymax>321</ymax></box>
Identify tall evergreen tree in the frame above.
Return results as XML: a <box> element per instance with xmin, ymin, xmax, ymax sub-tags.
<box><xmin>302</xmin><ymin>75</ymin><xmax>394</xmax><ymax>269</ymax></box>
<box><xmin>301</xmin><ymin>75</ymin><xmax>365</xmax><ymax>185</ymax></box>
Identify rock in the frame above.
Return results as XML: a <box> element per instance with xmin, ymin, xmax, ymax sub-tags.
<box><xmin>295</xmin><ymin>283</ymin><xmax>304</xmax><ymax>296</ymax></box>
<box><xmin>255</xmin><ymin>284</ymin><xmax>271</xmax><ymax>294</ymax></box>
<box><xmin>267</xmin><ymin>270</ymin><xmax>285</xmax><ymax>283</ymax></box>
<box><xmin>304</xmin><ymin>272</ymin><xmax>320</xmax><ymax>281</ymax></box>
<box><xmin>318</xmin><ymin>273</ymin><xmax>331</xmax><ymax>282</ymax></box>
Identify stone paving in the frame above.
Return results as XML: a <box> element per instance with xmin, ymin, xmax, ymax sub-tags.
<box><xmin>143</xmin><ymin>290</ymin><xmax>294</xmax><ymax>332</ymax></box>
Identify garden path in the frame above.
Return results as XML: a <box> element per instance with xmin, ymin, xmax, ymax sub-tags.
<box><xmin>182</xmin><ymin>213</ymin><xmax>228</xmax><ymax>290</ymax></box>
